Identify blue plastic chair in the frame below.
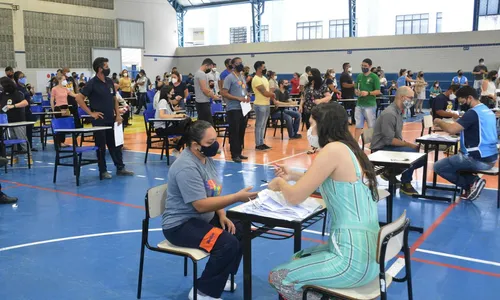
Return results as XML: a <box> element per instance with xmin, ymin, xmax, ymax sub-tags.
<box><xmin>77</xmin><ymin>108</ymin><xmax>94</xmax><ymax>142</ymax></box>
<box><xmin>32</xmin><ymin>93</ymin><xmax>43</xmax><ymax>104</ymax></box>
<box><xmin>0</xmin><ymin>114</ymin><xmax>32</xmax><ymax>172</ymax></box>
<box><xmin>146</xmin><ymin>103</ymin><xmax>154</xmax><ymax>112</ymax></box>
<box><xmin>51</xmin><ymin>117</ymin><xmax>99</xmax><ymax>186</ymax></box>
<box><xmin>30</xmin><ymin>105</ymin><xmax>51</xmax><ymax>150</ymax></box>
<box><xmin>146</xmin><ymin>89</ymin><xmax>156</xmax><ymax>104</ymax></box>
<box><xmin>210</xmin><ymin>102</ymin><xmax>228</xmax><ymax>147</ymax></box>
<box><xmin>42</xmin><ymin>100</ymin><xmax>50</xmax><ymax>108</ymax></box>
<box><xmin>143</xmin><ymin>110</ymin><xmax>168</xmax><ymax>164</ymax></box>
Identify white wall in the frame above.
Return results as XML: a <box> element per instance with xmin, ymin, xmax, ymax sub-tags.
<box><xmin>174</xmin><ymin>30</ymin><xmax>500</xmax><ymax>75</ymax></box>
<box><xmin>1</xmin><ymin>0</ymin><xmax>177</xmax><ymax>92</ymax></box>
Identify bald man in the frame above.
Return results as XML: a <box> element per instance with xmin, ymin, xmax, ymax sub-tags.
<box><xmin>371</xmin><ymin>86</ymin><xmax>423</xmax><ymax>196</ymax></box>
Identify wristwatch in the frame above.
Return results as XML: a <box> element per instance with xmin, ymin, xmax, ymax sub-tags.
<box><xmin>13</xmin><ymin>104</ymin><xmax>16</xmax><ymax>108</ymax></box>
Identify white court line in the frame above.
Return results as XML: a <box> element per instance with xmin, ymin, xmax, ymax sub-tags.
<box><xmin>136</xmin><ymin>175</ymin><xmax>146</xmax><ymax>178</ymax></box>
<box><xmin>268</xmin><ymin>151</ymin><xmax>307</xmax><ymax>165</ymax></box>
<box><xmin>260</xmin><ymin>183</ymin><xmax>268</xmax><ymax>187</ymax></box>
<box><xmin>154</xmin><ymin>177</ymin><xmax>165</xmax><ymax>181</ymax></box>
<box><xmin>89</xmin><ymin>168</ymin><xmax>96</xmax><ymax>171</ymax></box>
<box><xmin>224</xmin><ymin>174</ymin><xmax>233</xmax><ymax>177</ymax></box>
<box><xmin>416</xmin><ymin>248</ymin><xmax>500</xmax><ymax>267</ymax></box>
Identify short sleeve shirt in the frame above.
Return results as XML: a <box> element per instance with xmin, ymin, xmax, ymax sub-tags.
<box><xmin>473</xmin><ymin>65</ymin><xmax>488</xmax><ymax>80</ymax></box>
<box><xmin>194</xmin><ymin>70</ymin><xmax>210</xmax><ymax>103</ymax></box>
<box><xmin>303</xmin><ymin>83</ymin><xmax>329</xmax><ymax>112</ymax></box>
<box><xmin>356</xmin><ymin>73</ymin><xmax>380</xmax><ymax>107</ymax></box>
<box><xmin>80</xmin><ymin>76</ymin><xmax>116</xmax><ymax>125</ymax></box>
<box><xmin>452</xmin><ymin>76</ymin><xmax>468</xmax><ymax>86</ymax></box>
<box><xmin>161</xmin><ymin>148</ymin><xmax>221</xmax><ymax>230</ymax></box>
<box><xmin>299</xmin><ymin>73</ymin><xmax>309</xmax><ymax>86</ymax></box>
<box><xmin>0</xmin><ymin>91</ymin><xmax>26</xmax><ymax>122</ymax></box>
<box><xmin>431</xmin><ymin>94</ymin><xmax>452</xmax><ymax>120</ymax></box>
<box><xmin>252</xmin><ymin>75</ymin><xmax>270</xmax><ymax>106</ymax></box>
<box><xmin>223</xmin><ymin>72</ymin><xmax>247</xmax><ymax>111</ymax></box>
<box><xmin>340</xmin><ymin>72</ymin><xmax>354</xmax><ymax>99</ymax></box>
<box><xmin>154</xmin><ymin>99</ymin><xmax>174</xmax><ymax>129</ymax></box>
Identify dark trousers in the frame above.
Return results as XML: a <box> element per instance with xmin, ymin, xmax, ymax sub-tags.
<box><xmin>155</xmin><ymin>118</ymin><xmax>191</xmax><ymax>151</ymax></box>
<box><xmin>68</xmin><ymin>97</ymin><xmax>82</xmax><ymax>128</ymax></box>
<box><xmin>163</xmin><ymin>217</ymin><xmax>243</xmax><ymax>298</ymax></box>
<box><xmin>93</xmin><ymin>123</ymin><xmax>125</xmax><ymax>173</ymax></box>
<box><xmin>226</xmin><ymin>110</ymin><xmax>247</xmax><ymax>158</ymax></box>
<box><xmin>25</xmin><ymin>111</ymin><xmax>36</xmax><ymax>148</ymax></box>
<box><xmin>136</xmin><ymin>93</ymin><xmax>147</xmax><ymax>113</ymax></box>
<box><xmin>196</xmin><ymin>102</ymin><xmax>213</xmax><ymax>125</ymax></box>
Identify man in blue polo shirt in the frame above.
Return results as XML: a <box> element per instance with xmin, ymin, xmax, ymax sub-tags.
<box><xmin>76</xmin><ymin>57</ymin><xmax>134</xmax><ymax>179</ymax></box>
<box><xmin>218</xmin><ymin>58</ymin><xmax>232</xmax><ymax>92</ymax></box>
<box><xmin>434</xmin><ymin>86</ymin><xmax>498</xmax><ymax>201</ymax></box>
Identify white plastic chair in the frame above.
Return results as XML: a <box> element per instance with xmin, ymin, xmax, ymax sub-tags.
<box><xmin>302</xmin><ymin>210</ymin><xmax>413</xmax><ymax>300</ymax></box>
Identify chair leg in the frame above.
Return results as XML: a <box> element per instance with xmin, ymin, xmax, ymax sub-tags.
<box><xmin>53</xmin><ymin>154</ymin><xmax>58</xmax><ymax>183</ymax></box>
<box><xmin>322</xmin><ymin>211</ymin><xmax>328</xmax><ymax>236</ymax></box>
<box><xmin>10</xmin><ymin>146</ymin><xmax>14</xmax><ymax>167</ymax></box>
<box><xmin>230</xmin><ymin>273</ymin><xmax>235</xmax><ymax>292</ymax></box>
<box><xmin>193</xmin><ymin>261</ymin><xmax>198</xmax><ymax>300</ymax></box>
<box><xmin>144</xmin><ymin>143</ymin><xmax>149</xmax><ymax>164</ymax></box>
<box><xmin>404</xmin><ymin>245</ymin><xmax>414</xmax><ymax>300</ymax></box>
<box><xmin>76</xmin><ymin>154</ymin><xmax>82</xmax><ymax>187</ymax></box>
<box><xmin>166</xmin><ymin>139</ymin><xmax>170</xmax><ymax>166</ymax></box>
<box><xmin>497</xmin><ymin>174</ymin><xmax>500</xmax><ymax>209</ymax></box>
<box><xmin>184</xmin><ymin>257</ymin><xmax>188</xmax><ymax>276</ymax></box>
<box><xmin>27</xmin><ymin>142</ymin><xmax>31</xmax><ymax>169</ymax></box>
<box><xmin>136</xmin><ymin>240</ymin><xmax>146</xmax><ymax>299</ymax></box>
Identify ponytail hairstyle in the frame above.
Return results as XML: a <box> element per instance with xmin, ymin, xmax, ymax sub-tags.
<box><xmin>186</xmin><ymin>120</ymin><xmax>212</xmax><ymax>147</ymax></box>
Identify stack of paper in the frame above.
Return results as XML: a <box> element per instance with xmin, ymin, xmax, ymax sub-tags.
<box><xmin>244</xmin><ymin>189</ymin><xmax>323</xmax><ymax>220</ymax></box>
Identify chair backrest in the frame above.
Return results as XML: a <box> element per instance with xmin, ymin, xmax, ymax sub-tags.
<box><xmin>0</xmin><ymin>114</ymin><xmax>7</xmax><ymax>124</ymax></box>
<box><xmin>146</xmin><ymin>184</ymin><xmax>168</xmax><ymax>219</ymax></box>
<box><xmin>143</xmin><ymin>110</ymin><xmax>155</xmax><ymax>123</ymax></box>
<box><xmin>78</xmin><ymin>107</ymin><xmax>87</xmax><ymax>117</ymax></box>
<box><xmin>362</xmin><ymin>128</ymin><xmax>374</xmax><ymax>145</ymax></box>
<box><xmin>423</xmin><ymin>115</ymin><xmax>433</xmax><ymax>130</ymax></box>
<box><xmin>146</xmin><ymin>103</ymin><xmax>154</xmax><ymax>112</ymax></box>
<box><xmin>147</xmin><ymin>89</ymin><xmax>156</xmax><ymax>103</ymax></box>
<box><xmin>51</xmin><ymin>117</ymin><xmax>75</xmax><ymax>131</ymax></box>
<box><xmin>33</xmin><ymin>94</ymin><xmax>43</xmax><ymax>104</ymax></box>
<box><xmin>376</xmin><ymin>210</ymin><xmax>408</xmax><ymax>264</ymax></box>
<box><xmin>42</xmin><ymin>100</ymin><xmax>50</xmax><ymax>107</ymax></box>
<box><xmin>211</xmin><ymin>102</ymin><xmax>223</xmax><ymax>115</ymax></box>
<box><xmin>30</xmin><ymin>105</ymin><xmax>43</xmax><ymax>113</ymax></box>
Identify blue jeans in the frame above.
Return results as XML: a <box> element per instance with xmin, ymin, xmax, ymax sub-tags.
<box><xmin>271</xmin><ymin>109</ymin><xmax>301</xmax><ymax>137</ymax></box>
<box><xmin>254</xmin><ymin>105</ymin><xmax>270</xmax><ymax>146</ymax></box>
<box><xmin>382</xmin><ymin>146</ymin><xmax>425</xmax><ymax>184</ymax></box>
<box><xmin>434</xmin><ymin>153</ymin><xmax>496</xmax><ymax>189</ymax></box>
<box><xmin>355</xmin><ymin>106</ymin><xmax>377</xmax><ymax>129</ymax></box>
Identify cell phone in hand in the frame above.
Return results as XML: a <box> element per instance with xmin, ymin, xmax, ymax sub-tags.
<box><xmin>2</xmin><ymin>106</ymin><xmax>9</xmax><ymax>112</ymax></box>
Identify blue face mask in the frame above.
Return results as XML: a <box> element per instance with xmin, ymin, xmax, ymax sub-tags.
<box><xmin>19</xmin><ymin>77</ymin><xmax>27</xmax><ymax>85</ymax></box>
<box><xmin>198</xmin><ymin>141</ymin><xmax>220</xmax><ymax>157</ymax></box>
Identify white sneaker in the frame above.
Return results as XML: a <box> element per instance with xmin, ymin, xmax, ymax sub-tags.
<box><xmin>188</xmin><ymin>288</ymin><xmax>222</xmax><ymax>300</ymax></box>
<box><xmin>224</xmin><ymin>279</ymin><xmax>237</xmax><ymax>292</ymax></box>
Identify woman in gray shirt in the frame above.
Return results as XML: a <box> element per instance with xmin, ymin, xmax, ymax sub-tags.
<box><xmin>161</xmin><ymin>121</ymin><xmax>257</xmax><ymax>300</ymax></box>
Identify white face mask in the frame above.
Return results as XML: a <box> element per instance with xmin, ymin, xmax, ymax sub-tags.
<box><xmin>65</xmin><ymin>72</ymin><xmax>71</xmax><ymax>78</ymax></box>
<box><xmin>123</xmin><ymin>73</ymin><xmax>128</xmax><ymax>77</ymax></box>
<box><xmin>347</xmin><ymin>67</ymin><xmax>352</xmax><ymax>73</ymax></box>
<box><xmin>171</xmin><ymin>78</ymin><xmax>178</xmax><ymax>84</ymax></box>
<box><xmin>331</xmin><ymin>73</ymin><xmax>336</xmax><ymax>77</ymax></box>
<box><xmin>212</xmin><ymin>68</ymin><xmax>217</xmax><ymax>72</ymax></box>
<box><xmin>449</xmin><ymin>94</ymin><xmax>457</xmax><ymax>100</ymax></box>
<box><xmin>61</xmin><ymin>80</ymin><xmax>68</xmax><ymax>86</ymax></box>
<box><xmin>307</xmin><ymin>126</ymin><xmax>320</xmax><ymax>149</ymax></box>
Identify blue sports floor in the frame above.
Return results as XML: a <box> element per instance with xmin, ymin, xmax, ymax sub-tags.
<box><xmin>1</xmin><ymin>146</ymin><xmax>500</xmax><ymax>300</ymax></box>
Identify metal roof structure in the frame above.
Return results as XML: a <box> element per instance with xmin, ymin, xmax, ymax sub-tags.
<box><xmin>176</xmin><ymin>0</ymin><xmax>251</xmax><ymax>10</ymax></box>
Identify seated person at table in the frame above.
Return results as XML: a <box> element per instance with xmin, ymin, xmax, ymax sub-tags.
<box><xmin>267</xmin><ymin>102</ymin><xmax>380</xmax><ymax>300</ymax></box>
<box><xmin>153</xmin><ymin>85</ymin><xmax>191</xmax><ymax>157</ymax></box>
<box><xmin>371</xmin><ymin>86</ymin><xmax>424</xmax><ymax>196</ymax></box>
<box><xmin>271</xmin><ymin>79</ymin><xmax>302</xmax><ymax>139</ymax></box>
<box><xmin>431</xmin><ymin>84</ymin><xmax>460</xmax><ymax>120</ymax></box>
<box><xmin>162</xmin><ymin>121</ymin><xmax>257</xmax><ymax>300</ymax></box>
<box><xmin>434</xmin><ymin>86</ymin><xmax>498</xmax><ymax>201</ymax></box>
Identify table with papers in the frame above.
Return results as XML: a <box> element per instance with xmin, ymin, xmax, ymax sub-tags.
<box><xmin>227</xmin><ymin>190</ymin><xmax>327</xmax><ymax>300</ymax></box>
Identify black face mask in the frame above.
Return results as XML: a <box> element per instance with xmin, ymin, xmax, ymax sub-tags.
<box><xmin>235</xmin><ymin>64</ymin><xmax>244</xmax><ymax>72</ymax></box>
<box><xmin>103</xmin><ymin>68</ymin><xmax>111</xmax><ymax>77</ymax></box>
<box><xmin>492</xmin><ymin>77</ymin><xmax>498</xmax><ymax>81</ymax></box>
<box><xmin>1</xmin><ymin>84</ymin><xmax>15</xmax><ymax>93</ymax></box>
<box><xmin>198</xmin><ymin>141</ymin><xmax>219</xmax><ymax>157</ymax></box>
<box><xmin>209</xmin><ymin>84</ymin><xmax>215</xmax><ymax>89</ymax></box>
<box><xmin>7</xmin><ymin>74</ymin><xmax>13</xmax><ymax>79</ymax></box>
<box><xmin>458</xmin><ymin>72</ymin><xmax>463</xmax><ymax>76</ymax></box>
<box><xmin>205</xmin><ymin>68</ymin><xmax>212</xmax><ymax>74</ymax></box>
<box><xmin>262</xmin><ymin>69</ymin><xmax>267</xmax><ymax>76</ymax></box>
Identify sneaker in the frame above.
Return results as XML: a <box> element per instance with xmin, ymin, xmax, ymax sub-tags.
<box><xmin>263</xmin><ymin>144</ymin><xmax>272</xmax><ymax>150</ymax></box>
<box><xmin>239</xmin><ymin>155</ymin><xmax>248</xmax><ymax>160</ymax></box>
<box><xmin>232</xmin><ymin>157</ymin><xmax>242</xmax><ymax>163</ymax></box>
<box><xmin>117</xmin><ymin>169</ymin><xmax>134</xmax><ymax>176</ymax></box>
<box><xmin>0</xmin><ymin>193</ymin><xmax>18</xmax><ymax>204</ymax></box>
<box><xmin>380</xmin><ymin>172</ymin><xmax>401</xmax><ymax>186</ymax></box>
<box><xmin>0</xmin><ymin>157</ymin><xmax>8</xmax><ymax>167</ymax></box>
<box><xmin>460</xmin><ymin>189</ymin><xmax>470</xmax><ymax>200</ymax></box>
<box><xmin>467</xmin><ymin>178</ymin><xmax>486</xmax><ymax>201</ymax></box>
<box><xmin>255</xmin><ymin>145</ymin><xmax>266</xmax><ymax>151</ymax></box>
<box><xmin>101</xmin><ymin>172</ymin><xmax>112</xmax><ymax>179</ymax></box>
<box><xmin>188</xmin><ymin>288</ymin><xmax>221</xmax><ymax>300</ymax></box>
<box><xmin>224</xmin><ymin>279</ymin><xmax>237</xmax><ymax>292</ymax></box>
<box><xmin>400</xmin><ymin>183</ymin><xmax>418</xmax><ymax>196</ymax></box>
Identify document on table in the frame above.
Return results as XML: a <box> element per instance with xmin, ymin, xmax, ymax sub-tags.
<box><xmin>241</xmin><ymin>102</ymin><xmax>252</xmax><ymax>117</ymax></box>
<box><xmin>114</xmin><ymin>122</ymin><xmax>124</xmax><ymax>147</ymax></box>
<box><xmin>243</xmin><ymin>189</ymin><xmax>322</xmax><ymax>221</ymax></box>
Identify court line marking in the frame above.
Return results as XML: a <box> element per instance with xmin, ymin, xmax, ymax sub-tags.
<box><xmin>416</xmin><ymin>248</ymin><xmax>500</xmax><ymax>267</ymax></box>
<box><xmin>0</xmin><ymin>179</ymin><xmax>145</xmax><ymax>210</ymax></box>
<box><xmin>268</xmin><ymin>151</ymin><xmax>308</xmax><ymax>165</ymax></box>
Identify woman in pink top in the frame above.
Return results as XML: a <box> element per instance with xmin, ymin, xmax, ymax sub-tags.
<box><xmin>50</xmin><ymin>75</ymin><xmax>77</xmax><ymax>147</ymax></box>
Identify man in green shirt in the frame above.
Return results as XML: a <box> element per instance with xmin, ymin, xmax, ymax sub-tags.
<box><xmin>354</xmin><ymin>58</ymin><xmax>381</xmax><ymax>142</ymax></box>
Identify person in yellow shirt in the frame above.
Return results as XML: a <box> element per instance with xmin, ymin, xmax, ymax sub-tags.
<box><xmin>119</xmin><ymin>69</ymin><xmax>132</xmax><ymax>98</ymax></box>
<box><xmin>251</xmin><ymin>61</ymin><xmax>275</xmax><ymax>150</ymax></box>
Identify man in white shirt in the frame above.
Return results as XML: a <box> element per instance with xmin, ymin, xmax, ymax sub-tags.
<box><xmin>207</xmin><ymin>63</ymin><xmax>221</xmax><ymax>94</ymax></box>
<box><xmin>299</xmin><ymin>66</ymin><xmax>311</xmax><ymax>94</ymax></box>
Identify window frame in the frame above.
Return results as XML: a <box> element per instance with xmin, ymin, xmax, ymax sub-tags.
<box><xmin>395</xmin><ymin>13</ymin><xmax>429</xmax><ymax>35</ymax></box>
<box><xmin>479</xmin><ymin>0</ymin><xmax>500</xmax><ymax>16</ymax></box>
<box><xmin>328</xmin><ymin>19</ymin><xmax>350</xmax><ymax>39</ymax></box>
<box><xmin>250</xmin><ymin>24</ymin><xmax>269</xmax><ymax>43</ymax></box>
<box><xmin>296</xmin><ymin>21</ymin><xmax>323</xmax><ymax>40</ymax></box>
<box><xmin>229</xmin><ymin>26</ymin><xmax>247</xmax><ymax>44</ymax></box>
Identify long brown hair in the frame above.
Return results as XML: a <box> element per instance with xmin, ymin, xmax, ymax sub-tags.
<box><xmin>311</xmin><ymin>102</ymin><xmax>379</xmax><ymax>201</ymax></box>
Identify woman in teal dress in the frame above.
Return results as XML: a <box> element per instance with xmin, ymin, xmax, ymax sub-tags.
<box><xmin>268</xmin><ymin>102</ymin><xmax>380</xmax><ymax>300</ymax></box>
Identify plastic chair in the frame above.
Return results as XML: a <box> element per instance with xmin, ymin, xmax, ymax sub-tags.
<box><xmin>211</xmin><ymin>102</ymin><xmax>229</xmax><ymax>147</ymax></box>
<box><xmin>302</xmin><ymin>211</ymin><xmax>413</xmax><ymax>300</ymax></box>
<box><xmin>78</xmin><ymin>108</ymin><xmax>94</xmax><ymax>143</ymax></box>
<box><xmin>143</xmin><ymin>110</ymin><xmax>167</xmax><ymax>164</ymax></box>
<box><xmin>32</xmin><ymin>93</ymin><xmax>43</xmax><ymax>104</ymax></box>
<box><xmin>51</xmin><ymin>117</ymin><xmax>100</xmax><ymax>186</ymax></box>
<box><xmin>0</xmin><ymin>114</ymin><xmax>32</xmax><ymax>172</ymax></box>
<box><xmin>137</xmin><ymin>184</ymin><xmax>234</xmax><ymax>300</ymax></box>
<box><xmin>30</xmin><ymin>105</ymin><xmax>51</xmax><ymax>150</ymax></box>
<box><xmin>361</xmin><ymin>128</ymin><xmax>374</xmax><ymax>152</ymax></box>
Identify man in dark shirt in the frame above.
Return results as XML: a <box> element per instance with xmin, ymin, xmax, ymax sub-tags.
<box><xmin>472</xmin><ymin>58</ymin><xmax>488</xmax><ymax>92</ymax></box>
<box><xmin>340</xmin><ymin>62</ymin><xmax>355</xmax><ymax>123</ymax></box>
<box><xmin>431</xmin><ymin>84</ymin><xmax>460</xmax><ymax>120</ymax></box>
<box><xmin>271</xmin><ymin>79</ymin><xmax>301</xmax><ymax>139</ymax></box>
<box><xmin>76</xmin><ymin>57</ymin><xmax>134</xmax><ymax>179</ymax></box>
